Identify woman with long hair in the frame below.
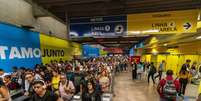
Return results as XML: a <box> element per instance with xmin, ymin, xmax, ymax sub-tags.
<box><xmin>82</xmin><ymin>79</ymin><xmax>101</xmax><ymax>101</ymax></box>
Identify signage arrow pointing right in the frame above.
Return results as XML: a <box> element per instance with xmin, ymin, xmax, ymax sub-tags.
<box><xmin>183</xmin><ymin>22</ymin><xmax>191</xmax><ymax>30</ymax></box>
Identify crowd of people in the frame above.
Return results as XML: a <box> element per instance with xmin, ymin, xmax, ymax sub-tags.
<box><xmin>0</xmin><ymin>56</ymin><xmax>129</xmax><ymax>101</ymax></box>
<box><xmin>1</xmin><ymin>55</ymin><xmax>201</xmax><ymax>101</ymax></box>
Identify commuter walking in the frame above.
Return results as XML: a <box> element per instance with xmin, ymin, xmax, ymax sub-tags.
<box><xmin>178</xmin><ymin>64</ymin><xmax>190</xmax><ymax>96</ymax></box>
<box><xmin>157</xmin><ymin>70</ymin><xmax>180</xmax><ymax>101</ymax></box>
<box><xmin>181</xmin><ymin>59</ymin><xmax>191</xmax><ymax>71</ymax></box>
<box><xmin>190</xmin><ymin>62</ymin><xmax>197</xmax><ymax>78</ymax></box>
<box><xmin>137</xmin><ymin>62</ymin><xmax>144</xmax><ymax>80</ymax></box>
<box><xmin>132</xmin><ymin>61</ymin><xmax>137</xmax><ymax>80</ymax></box>
<box><xmin>148</xmin><ymin>62</ymin><xmax>156</xmax><ymax>84</ymax></box>
<box><xmin>155</xmin><ymin>60</ymin><xmax>166</xmax><ymax>80</ymax></box>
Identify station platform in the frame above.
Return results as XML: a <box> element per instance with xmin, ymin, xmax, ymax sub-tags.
<box><xmin>113</xmin><ymin>70</ymin><xmax>198</xmax><ymax>101</ymax></box>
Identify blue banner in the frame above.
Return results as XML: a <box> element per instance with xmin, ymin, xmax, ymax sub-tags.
<box><xmin>70</xmin><ymin>15</ymin><xmax>127</xmax><ymax>38</ymax></box>
<box><xmin>82</xmin><ymin>45</ymin><xmax>99</xmax><ymax>57</ymax></box>
<box><xmin>0</xmin><ymin>23</ymin><xmax>41</xmax><ymax>72</ymax></box>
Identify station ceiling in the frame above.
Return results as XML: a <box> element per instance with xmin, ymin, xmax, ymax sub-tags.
<box><xmin>33</xmin><ymin>0</ymin><xmax>201</xmax><ymax>20</ymax></box>
<box><xmin>32</xmin><ymin>0</ymin><xmax>201</xmax><ymax>50</ymax></box>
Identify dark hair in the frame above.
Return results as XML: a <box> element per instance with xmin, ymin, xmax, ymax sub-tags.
<box><xmin>0</xmin><ymin>79</ymin><xmax>5</xmax><ymax>87</ymax></box>
<box><xmin>19</xmin><ymin>67</ymin><xmax>26</xmax><ymax>70</ymax></box>
<box><xmin>75</xmin><ymin>67</ymin><xmax>80</xmax><ymax>71</ymax></box>
<box><xmin>4</xmin><ymin>75</ymin><xmax>11</xmax><ymax>80</ymax></box>
<box><xmin>12</xmin><ymin>66</ymin><xmax>18</xmax><ymax>70</ymax></box>
<box><xmin>25</xmin><ymin>72</ymin><xmax>33</xmax><ymax>77</ymax></box>
<box><xmin>186</xmin><ymin>59</ymin><xmax>191</xmax><ymax>63</ymax></box>
<box><xmin>166</xmin><ymin>70</ymin><xmax>173</xmax><ymax>75</ymax></box>
<box><xmin>52</xmin><ymin>69</ymin><xmax>58</xmax><ymax>73</ymax></box>
<box><xmin>26</xmin><ymin>68</ymin><xmax>33</xmax><ymax>72</ymax></box>
<box><xmin>180</xmin><ymin>69</ymin><xmax>187</xmax><ymax>74</ymax></box>
<box><xmin>87</xmin><ymin>79</ymin><xmax>96</xmax><ymax>90</ymax></box>
<box><xmin>34</xmin><ymin>64</ymin><xmax>40</xmax><ymax>69</ymax></box>
<box><xmin>0</xmin><ymin>68</ymin><xmax>4</xmax><ymax>72</ymax></box>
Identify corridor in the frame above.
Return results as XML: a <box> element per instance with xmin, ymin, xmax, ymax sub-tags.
<box><xmin>113</xmin><ymin>70</ymin><xmax>198</xmax><ymax>101</ymax></box>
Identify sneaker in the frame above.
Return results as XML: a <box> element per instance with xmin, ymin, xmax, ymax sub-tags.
<box><xmin>180</xmin><ymin>94</ymin><xmax>184</xmax><ymax>99</ymax></box>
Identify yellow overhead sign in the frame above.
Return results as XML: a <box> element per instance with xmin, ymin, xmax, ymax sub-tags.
<box><xmin>127</xmin><ymin>9</ymin><xmax>199</xmax><ymax>34</ymax></box>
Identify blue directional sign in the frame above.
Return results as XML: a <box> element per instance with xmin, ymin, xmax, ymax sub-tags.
<box><xmin>70</xmin><ymin>15</ymin><xmax>127</xmax><ymax>38</ymax></box>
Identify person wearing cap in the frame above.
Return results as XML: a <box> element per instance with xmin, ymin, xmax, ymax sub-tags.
<box><xmin>29</xmin><ymin>79</ymin><xmax>63</xmax><ymax>101</ymax></box>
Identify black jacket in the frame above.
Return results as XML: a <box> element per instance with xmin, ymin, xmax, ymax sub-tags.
<box><xmin>29</xmin><ymin>90</ymin><xmax>58</xmax><ymax>101</ymax></box>
<box><xmin>82</xmin><ymin>90</ymin><xmax>101</xmax><ymax>101</ymax></box>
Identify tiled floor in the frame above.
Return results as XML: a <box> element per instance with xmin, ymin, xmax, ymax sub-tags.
<box><xmin>113</xmin><ymin>70</ymin><xmax>198</xmax><ymax>101</ymax></box>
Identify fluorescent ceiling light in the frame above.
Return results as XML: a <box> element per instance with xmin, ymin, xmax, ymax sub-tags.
<box><xmin>198</xmin><ymin>13</ymin><xmax>200</xmax><ymax>20</ymax></box>
<box><xmin>128</xmin><ymin>31</ymin><xmax>141</xmax><ymax>34</ymax></box>
<box><xmin>142</xmin><ymin>30</ymin><xmax>159</xmax><ymax>33</ymax></box>
<box><xmin>122</xmin><ymin>35</ymin><xmax>131</xmax><ymax>37</ymax></box>
<box><xmin>196</xmin><ymin>36</ymin><xmax>201</xmax><ymax>39</ymax></box>
<box><xmin>163</xmin><ymin>44</ymin><xmax>168</xmax><ymax>46</ymax></box>
<box><xmin>127</xmin><ymin>30</ymin><xmax>159</xmax><ymax>35</ymax></box>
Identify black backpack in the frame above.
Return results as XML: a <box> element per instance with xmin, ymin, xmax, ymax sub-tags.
<box><xmin>150</xmin><ymin>65</ymin><xmax>156</xmax><ymax>74</ymax></box>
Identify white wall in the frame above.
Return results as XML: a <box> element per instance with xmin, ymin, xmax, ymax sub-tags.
<box><xmin>34</xmin><ymin>17</ymin><xmax>67</xmax><ymax>39</ymax></box>
<box><xmin>0</xmin><ymin>0</ymin><xmax>68</xmax><ymax>39</ymax></box>
<box><xmin>0</xmin><ymin>0</ymin><xmax>35</xmax><ymax>26</ymax></box>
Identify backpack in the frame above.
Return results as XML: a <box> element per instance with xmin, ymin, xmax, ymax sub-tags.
<box><xmin>150</xmin><ymin>65</ymin><xmax>156</xmax><ymax>74</ymax></box>
<box><xmin>163</xmin><ymin>79</ymin><xmax>177</xmax><ymax>100</ymax></box>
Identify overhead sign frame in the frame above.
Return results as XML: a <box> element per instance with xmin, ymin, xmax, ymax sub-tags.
<box><xmin>69</xmin><ymin>15</ymin><xmax>127</xmax><ymax>38</ymax></box>
<box><xmin>127</xmin><ymin>9</ymin><xmax>199</xmax><ymax>34</ymax></box>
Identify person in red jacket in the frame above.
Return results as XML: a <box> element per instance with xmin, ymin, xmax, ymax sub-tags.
<box><xmin>157</xmin><ymin>70</ymin><xmax>180</xmax><ymax>101</ymax></box>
